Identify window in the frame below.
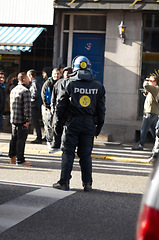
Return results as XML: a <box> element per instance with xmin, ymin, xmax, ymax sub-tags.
<box><xmin>21</xmin><ymin>26</ymin><xmax>54</xmax><ymax>75</ymax></box>
<box><xmin>74</xmin><ymin>15</ymin><xmax>106</xmax><ymax>31</ymax></box>
<box><xmin>62</xmin><ymin>14</ymin><xmax>106</xmax><ymax>66</ymax></box>
<box><xmin>139</xmin><ymin>14</ymin><xmax>159</xmax><ymax>117</ymax></box>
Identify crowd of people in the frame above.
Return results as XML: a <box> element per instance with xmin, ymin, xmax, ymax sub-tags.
<box><xmin>0</xmin><ymin>56</ymin><xmax>106</xmax><ymax>191</ymax></box>
<box><xmin>2</xmin><ymin>56</ymin><xmax>159</xmax><ymax>189</ymax></box>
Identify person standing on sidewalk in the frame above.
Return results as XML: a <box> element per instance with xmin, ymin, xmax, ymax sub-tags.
<box><xmin>53</xmin><ymin>56</ymin><xmax>106</xmax><ymax>191</ymax></box>
<box><xmin>41</xmin><ymin>68</ymin><xmax>61</xmax><ymax>149</ymax></box>
<box><xmin>132</xmin><ymin>75</ymin><xmax>159</xmax><ymax>150</ymax></box>
<box><xmin>148</xmin><ymin>119</ymin><xmax>159</xmax><ymax>164</ymax></box>
<box><xmin>0</xmin><ymin>70</ymin><xmax>6</xmax><ymax>156</ymax></box>
<box><xmin>27</xmin><ymin>69</ymin><xmax>42</xmax><ymax>144</ymax></box>
<box><xmin>9</xmin><ymin>72</ymin><xmax>31</xmax><ymax>165</ymax></box>
<box><xmin>49</xmin><ymin>66</ymin><xmax>72</xmax><ymax>153</ymax></box>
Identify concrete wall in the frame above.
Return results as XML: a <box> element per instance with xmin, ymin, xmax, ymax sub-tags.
<box><xmin>103</xmin><ymin>11</ymin><xmax>142</xmax><ymax>142</ymax></box>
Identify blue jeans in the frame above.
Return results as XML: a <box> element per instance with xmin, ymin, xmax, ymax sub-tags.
<box><xmin>140</xmin><ymin>113</ymin><xmax>158</xmax><ymax>147</ymax></box>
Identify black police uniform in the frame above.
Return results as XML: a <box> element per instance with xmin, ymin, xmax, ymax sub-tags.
<box><xmin>54</xmin><ymin>70</ymin><xmax>106</xmax><ymax>189</ymax></box>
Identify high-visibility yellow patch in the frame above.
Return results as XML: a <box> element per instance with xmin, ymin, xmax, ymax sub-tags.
<box><xmin>80</xmin><ymin>61</ymin><xmax>87</xmax><ymax>69</ymax></box>
<box><xmin>79</xmin><ymin>95</ymin><xmax>91</xmax><ymax>107</ymax></box>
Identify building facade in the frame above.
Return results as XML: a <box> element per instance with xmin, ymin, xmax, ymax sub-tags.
<box><xmin>0</xmin><ymin>0</ymin><xmax>159</xmax><ymax>142</ymax></box>
<box><xmin>52</xmin><ymin>0</ymin><xmax>159</xmax><ymax>142</ymax></box>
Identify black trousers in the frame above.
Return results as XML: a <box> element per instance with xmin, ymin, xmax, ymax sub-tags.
<box><xmin>9</xmin><ymin>124</ymin><xmax>28</xmax><ymax>164</ymax></box>
<box><xmin>31</xmin><ymin>107</ymin><xmax>42</xmax><ymax>140</ymax></box>
<box><xmin>60</xmin><ymin>116</ymin><xmax>95</xmax><ymax>185</ymax></box>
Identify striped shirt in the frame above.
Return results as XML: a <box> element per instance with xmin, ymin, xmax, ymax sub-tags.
<box><xmin>10</xmin><ymin>82</ymin><xmax>31</xmax><ymax>124</ymax></box>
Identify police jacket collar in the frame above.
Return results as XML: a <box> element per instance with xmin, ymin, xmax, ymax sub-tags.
<box><xmin>72</xmin><ymin>70</ymin><xmax>92</xmax><ymax>81</ymax></box>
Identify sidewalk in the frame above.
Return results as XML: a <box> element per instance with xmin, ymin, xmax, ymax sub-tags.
<box><xmin>0</xmin><ymin>132</ymin><xmax>153</xmax><ymax>163</ymax></box>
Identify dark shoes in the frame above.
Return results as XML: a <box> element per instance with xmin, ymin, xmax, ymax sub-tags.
<box><xmin>83</xmin><ymin>183</ymin><xmax>92</xmax><ymax>192</ymax></box>
<box><xmin>132</xmin><ymin>143</ymin><xmax>143</xmax><ymax>150</ymax></box>
<box><xmin>149</xmin><ymin>153</ymin><xmax>158</xmax><ymax>164</ymax></box>
<box><xmin>31</xmin><ymin>138</ymin><xmax>42</xmax><ymax>144</ymax></box>
<box><xmin>53</xmin><ymin>181</ymin><xmax>69</xmax><ymax>191</ymax></box>
<box><xmin>53</xmin><ymin>181</ymin><xmax>92</xmax><ymax>192</ymax></box>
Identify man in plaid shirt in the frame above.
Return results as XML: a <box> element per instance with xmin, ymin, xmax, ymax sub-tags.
<box><xmin>9</xmin><ymin>72</ymin><xmax>32</xmax><ymax>165</ymax></box>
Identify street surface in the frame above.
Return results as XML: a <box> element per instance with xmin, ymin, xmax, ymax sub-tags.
<box><xmin>0</xmin><ymin>134</ymin><xmax>152</xmax><ymax>240</ymax></box>
<box><xmin>0</xmin><ymin>133</ymin><xmax>153</xmax><ymax>239</ymax></box>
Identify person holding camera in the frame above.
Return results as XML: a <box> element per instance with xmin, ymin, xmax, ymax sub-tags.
<box><xmin>132</xmin><ymin>75</ymin><xmax>159</xmax><ymax>150</ymax></box>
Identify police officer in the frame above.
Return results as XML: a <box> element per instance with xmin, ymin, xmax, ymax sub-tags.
<box><xmin>53</xmin><ymin>56</ymin><xmax>106</xmax><ymax>191</ymax></box>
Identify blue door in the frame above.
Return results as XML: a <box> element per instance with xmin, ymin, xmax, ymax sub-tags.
<box><xmin>72</xmin><ymin>33</ymin><xmax>105</xmax><ymax>84</ymax></box>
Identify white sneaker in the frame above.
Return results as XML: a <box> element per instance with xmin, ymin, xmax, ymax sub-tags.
<box><xmin>0</xmin><ymin>151</ymin><xmax>2</xmax><ymax>156</ymax></box>
<box><xmin>49</xmin><ymin>148</ymin><xmax>60</xmax><ymax>154</ymax></box>
<box><xmin>47</xmin><ymin>141</ymin><xmax>52</xmax><ymax>150</ymax></box>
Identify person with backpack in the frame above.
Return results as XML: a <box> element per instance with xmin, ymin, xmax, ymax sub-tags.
<box><xmin>41</xmin><ymin>68</ymin><xmax>61</xmax><ymax>148</ymax></box>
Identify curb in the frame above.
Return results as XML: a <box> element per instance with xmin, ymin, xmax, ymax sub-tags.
<box><xmin>0</xmin><ymin>148</ymin><xmax>150</xmax><ymax>164</ymax></box>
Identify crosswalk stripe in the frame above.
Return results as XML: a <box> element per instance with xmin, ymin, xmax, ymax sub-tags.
<box><xmin>0</xmin><ymin>160</ymin><xmax>151</xmax><ymax>172</ymax></box>
<box><xmin>0</xmin><ymin>147</ymin><xmax>152</xmax><ymax>175</ymax></box>
<box><xmin>0</xmin><ymin>145</ymin><xmax>152</xmax><ymax>162</ymax></box>
<box><xmin>0</xmin><ymin>187</ymin><xmax>75</xmax><ymax>233</ymax></box>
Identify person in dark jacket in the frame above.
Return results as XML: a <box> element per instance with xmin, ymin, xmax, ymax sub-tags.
<box><xmin>0</xmin><ymin>70</ymin><xmax>6</xmax><ymax>155</ymax></box>
<box><xmin>41</xmin><ymin>68</ymin><xmax>61</xmax><ymax>149</ymax></box>
<box><xmin>27</xmin><ymin>69</ymin><xmax>42</xmax><ymax>144</ymax></box>
<box><xmin>53</xmin><ymin>56</ymin><xmax>106</xmax><ymax>192</ymax></box>
<box><xmin>49</xmin><ymin>66</ymin><xmax>72</xmax><ymax>153</ymax></box>
<box><xmin>0</xmin><ymin>70</ymin><xmax>6</xmax><ymax>129</ymax></box>
<box><xmin>42</xmin><ymin>67</ymin><xmax>52</xmax><ymax>82</ymax></box>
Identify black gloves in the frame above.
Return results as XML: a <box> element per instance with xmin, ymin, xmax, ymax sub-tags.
<box><xmin>95</xmin><ymin>126</ymin><xmax>101</xmax><ymax>137</ymax></box>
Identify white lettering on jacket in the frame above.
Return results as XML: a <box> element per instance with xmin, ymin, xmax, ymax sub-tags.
<box><xmin>74</xmin><ymin>88</ymin><xmax>98</xmax><ymax>94</ymax></box>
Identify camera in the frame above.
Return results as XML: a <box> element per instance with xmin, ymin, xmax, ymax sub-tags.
<box><xmin>140</xmin><ymin>88</ymin><xmax>148</xmax><ymax>95</ymax></box>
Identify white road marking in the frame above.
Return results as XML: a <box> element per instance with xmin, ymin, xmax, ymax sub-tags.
<box><xmin>0</xmin><ymin>187</ymin><xmax>75</xmax><ymax>233</ymax></box>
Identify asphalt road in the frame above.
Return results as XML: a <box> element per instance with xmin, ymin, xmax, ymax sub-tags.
<box><xmin>0</xmin><ymin>182</ymin><xmax>142</xmax><ymax>240</ymax></box>
<box><xmin>0</xmin><ymin>149</ymin><xmax>152</xmax><ymax>240</ymax></box>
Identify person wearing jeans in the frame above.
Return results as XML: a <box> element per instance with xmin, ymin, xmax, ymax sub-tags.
<box><xmin>140</xmin><ymin>113</ymin><xmax>158</xmax><ymax>146</ymax></box>
<box><xmin>132</xmin><ymin>75</ymin><xmax>159</xmax><ymax>150</ymax></box>
<box><xmin>41</xmin><ymin>68</ymin><xmax>61</xmax><ymax>149</ymax></box>
<box><xmin>149</xmin><ymin>120</ymin><xmax>159</xmax><ymax>163</ymax></box>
